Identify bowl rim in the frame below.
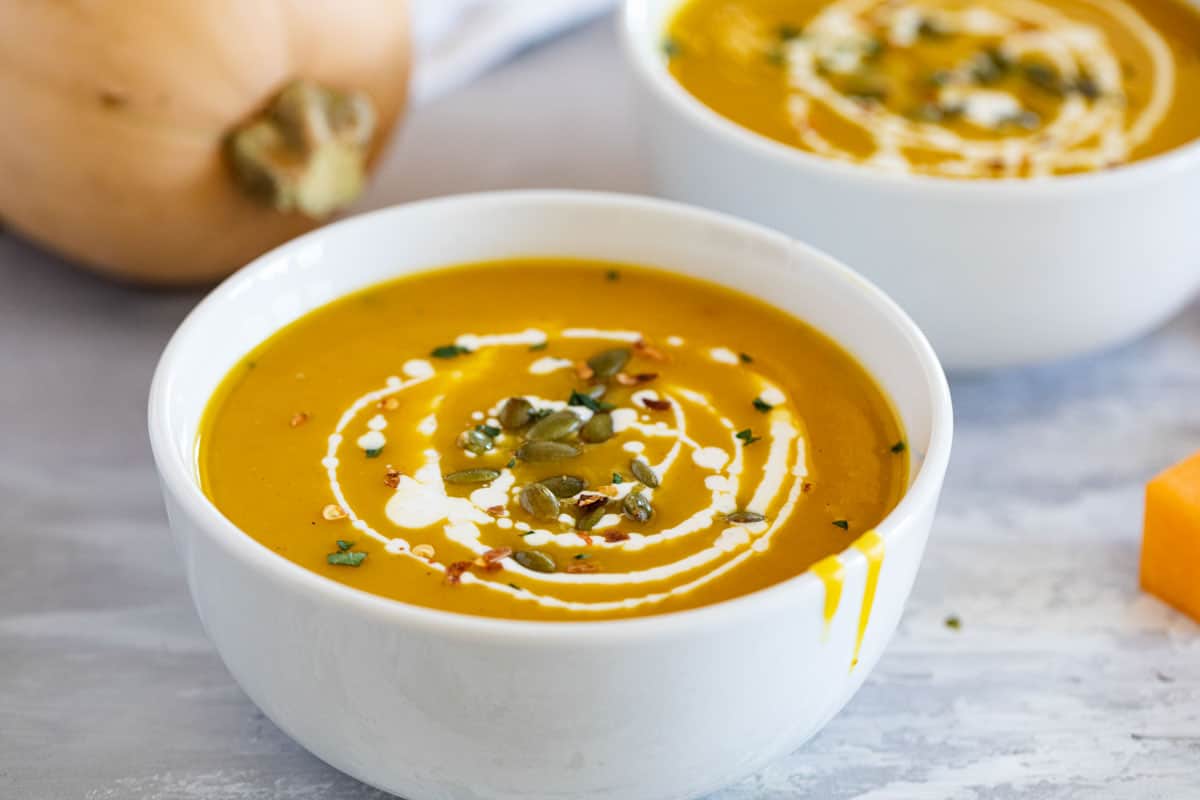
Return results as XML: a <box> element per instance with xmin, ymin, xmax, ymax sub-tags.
<box><xmin>148</xmin><ymin>189</ymin><xmax>953</xmax><ymax>644</ymax></box>
<box><xmin>619</xmin><ymin>0</ymin><xmax>1200</xmax><ymax>195</ymax></box>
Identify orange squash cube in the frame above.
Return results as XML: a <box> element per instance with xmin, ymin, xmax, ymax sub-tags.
<box><xmin>1142</xmin><ymin>451</ymin><xmax>1200</xmax><ymax>622</ymax></box>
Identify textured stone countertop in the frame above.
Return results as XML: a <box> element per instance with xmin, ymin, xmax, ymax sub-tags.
<box><xmin>2</xmin><ymin>15</ymin><xmax>1197</xmax><ymax>800</ymax></box>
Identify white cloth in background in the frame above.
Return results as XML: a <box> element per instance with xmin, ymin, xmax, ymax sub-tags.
<box><xmin>412</xmin><ymin>0</ymin><xmax>618</xmax><ymax>102</ymax></box>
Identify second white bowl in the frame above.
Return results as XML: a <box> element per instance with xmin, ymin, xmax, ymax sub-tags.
<box><xmin>621</xmin><ymin>0</ymin><xmax>1200</xmax><ymax>369</ymax></box>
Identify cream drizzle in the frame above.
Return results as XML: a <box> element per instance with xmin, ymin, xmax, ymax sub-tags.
<box><xmin>770</xmin><ymin>0</ymin><xmax>1175</xmax><ymax>177</ymax></box>
<box><xmin>323</xmin><ymin>331</ymin><xmax>814</xmax><ymax>613</ymax></box>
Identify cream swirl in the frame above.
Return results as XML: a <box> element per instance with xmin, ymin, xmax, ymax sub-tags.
<box><xmin>321</xmin><ymin>329</ymin><xmax>811</xmax><ymax>613</ymax></box>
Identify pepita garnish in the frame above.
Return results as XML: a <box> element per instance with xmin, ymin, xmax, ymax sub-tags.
<box><xmin>457</xmin><ymin>428</ymin><xmax>495</xmax><ymax>454</ymax></box>
<box><xmin>622</xmin><ymin>490</ymin><xmax>653</xmax><ymax>523</ymax></box>
<box><xmin>498</xmin><ymin>397</ymin><xmax>534</xmax><ymax>430</ymax></box>
<box><xmin>516</xmin><ymin>440</ymin><xmax>581</xmax><ymax>463</ymax></box>
<box><xmin>630</xmin><ymin>458</ymin><xmax>660</xmax><ymax>488</ymax></box>
<box><xmin>514</xmin><ymin>549</ymin><xmax>557</xmax><ymax>573</ymax></box>
<box><xmin>576</xmin><ymin>503</ymin><xmax>608</xmax><ymax>532</ymax></box>
<box><xmin>444</xmin><ymin>468</ymin><xmax>501</xmax><ymax>485</ymax></box>
<box><xmin>725</xmin><ymin>510</ymin><xmax>766</xmax><ymax>524</ymax></box>
<box><xmin>580</xmin><ymin>412</ymin><xmax>615</xmax><ymax>443</ymax></box>
<box><xmin>526</xmin><ymin>409</ymin><xmax>583</xmax><ymax>442</ymax></box>
<box><xmin>587</xmin><ymin>347</ymin><xmax>631</xmax><ymax>380</ymax></box>
<box><xmin>519</xmin><ymin>483</ymin><xmax>561</xmax><ymax>520</ymax></box>
<box><xmin>538</xmin><ymin>474</ymin><xmax>587</xmax><ymax>498</ymax></box>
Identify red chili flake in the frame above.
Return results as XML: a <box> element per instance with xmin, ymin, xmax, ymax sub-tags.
<box><xmin>384</xmin><ymin>466</ymin><xmax>401</xmax><ymax>489</ymax></box>
<box><xmin>577</xmin><ymin>533</ymin><xmax>594</xmax><ymax>546</ymax></box>
<box><xmin>486</xmin><ymin>505</ymin><xmax>507</xmax><ymax>517</ymax></box>
<box><xmin>289</xmin><ymin>412</ymin><xmax>309</xmax><ymax>428</ymax></box>
<box><xmin>480</xmin><ymin>547</ymin><xmax>512</xmax><ymax>571</ymax></box>
<box><xmin>566</xmin><ymin>562</ymin><xmax>599</xmax><ymax>574</ymax></box>
<box><xmin>634</xmin><ymin>339</ymin><xmax>668</xmax><ymax>362</ymax></box>
<box><xmin>641</xmin><ymin>397</ymin><xmax>672</xmax><ymax>411</ymax></box>
<box><xmin>574</xmin><ymin>361</ymin><xmax>595</xmax><ymax>381</ymax></box>
<box><xmin>802</xmin><ymin>482</ymin><xmax>814</xmax><ymax>494</ymax></box>
<box><xmin>604</xmin><ymin>531</ymin><xmax>630</xmax><ymax>543</ymax></box>
<box><xmin>615</xmin><ymin>372</ymin><xmax>658</xmax><ymax>386</ymax></box>
<box><xmin>576</xmin><ymin>493</ymin><xmax>607</xmax><ymax>512</ymax></box>
<box><xmin>445</xmin><ymin>561</ymin><xmax>473</xmax><ymax>585</ymax></box>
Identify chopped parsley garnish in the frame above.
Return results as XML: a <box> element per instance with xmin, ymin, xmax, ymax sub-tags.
<box><xmin>662</xmin><ymin>37</ymin><xmax>683</xmax><ymax>58</ymax></box>
<box><xmin>752</xmin><ymin>397</ymin><xmax>773</xmax><ymax>413</ymax></box>
<box><xmin>529</xmin><ymin>341</ymin><xmax>549</xmax><ymax>351</ymax></box>
<box><xmin>336</xmin><ymin>540</ymin><xmax>354</xmax><ymax>552</ymax></box>
<box><xmin>327</xmin><ymin>550</ymin><xmax>367</xmax><ymax>567</ymax></box>
<box><xmin>606</xmin><ymin>269</ymin><xmax>620</xmax><ymax>281</ymax></box>
<box><xmin>568</xmin><ymin>390</ymin><xmax>614</xmax><ymax>413</ymax></box>
<box><xmin>945</xmin><ymin>614</ymin><xmax>962</xmax><ymax>630</ymax></box>
<box><xmin>739</xmin><ymin>352</ymin><xmax>753</xmax><ymax>364</ymax></box>
<box><xmin>506</xmin><ymin>457</ymin><xmax>517</xmax><ymax>469</ymax></box>
<box><xmin>476</xmin><ymin>424</ymin><xmax>501</xmax><ymax>438</ymax></box>
<box><xmin>778</xmin><ymin>23</ymin><xmax>802</xmax><ymax>41</ymax></box>
<box><xmin>612</xmin><ymin>472</ymin><xmax>624</xmax><ymax>484</ymax></box>
<box><xmin>365</xmin><ymin>447</ymin><xmax>383</xmax><ymax>458</ymax></box>
<box><xmin>574</xmin><ymin>553</ymin><xmax>589</xmax><ymax>560</ymax></box>
<box><xmin>508</xmin><ymin>582</ymin><xmax>523</xmax><ymax>591</ymax></box>
<box><xmin>430</xmin><ymin>344</ymin><xmax>470</xmax><ymax>359</ymax></box>
<box><xmin>891</xmin><ymin>441</ymin><xmax>907</xmax><ymax>454</ymax></box>
<box><xmin>736</xmin><ymin>428</ymin><xmax>761</xmax><ymax>445</ymax></box>
<box><xmin>832</xmin><ymin>519</ymin><xmax>849</xmax><ymax>530</ymax></box>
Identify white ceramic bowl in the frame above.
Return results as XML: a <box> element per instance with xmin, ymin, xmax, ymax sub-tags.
<box><xmin>621</xmin><ymin>0</ymin><xmax>1200</xmax><ymax>369</ymax></box>
<box><xmin>148</xmin><ymin>191</ymin><xmax>952</xmax><ymax>800</ymax></box>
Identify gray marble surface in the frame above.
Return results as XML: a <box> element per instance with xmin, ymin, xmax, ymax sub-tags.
<box><xmin>2</xmin><ymin>15</ymin><xmax>1198</xmax><ymax>800</ymax></box>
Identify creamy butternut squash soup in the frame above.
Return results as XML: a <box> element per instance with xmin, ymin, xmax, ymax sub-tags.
<box><xmin>198</xmin><ymin>259</ymin><xmax>907</xmax><ymax>621</ymax></box>
<box><xmin>666</xmin><ymin>0</ymin><xmax>1200</xmax><ymax>177</ymax></box>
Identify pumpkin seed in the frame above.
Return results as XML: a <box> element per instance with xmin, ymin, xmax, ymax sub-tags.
<box><xmin>630</xmin><ymin>458</ymin><xmax>659</xmax><ymax>488</ymax></box>
<box><xmin>538</xmin><ymin>475</ymin><xmax>587</xmax><ymax>498</ymax></box>
<box><xmin>445</xmin><ymin>468</ymin><xmax>500</xmax><ymax>485</ymax></box>
<box><xmin>576</xmin><ymin>503</ymin><xmax>609</xmax><ymax>531</ymax></box>
<box><xmin>498</xmin><ymin>397</ymin><xmax>534</xmax><ymax>430</ymax></box>
<box><xmin>725</xmin><ymin>510</ymin><xmax>766</xmax><ymax>524</ymax></box>
<box><xmin>587</xmin><ymin>347</ymin><xmax>631</xmax><ymax>380</ymax></box>
<box><xmin>622</xmin><ymin>490</ymin><xmax>653</xmax><ymax>523</ymax></box>
<box><xmin>526</xmin><ymin>409</ymin><xmax>583</xmax><ymax>441</ymax></box>
<box><xmin>580</xmin><ymin>412</ymin><xmax>615</xmax><ymax>443</ymax></box>
<box><xmin>519</xmin><ymin>483</ymin><xmax>561</xmax><ymax>519</ymax></box>
<box><xmin>516</xmin><ymin>441</ymin><xmax>581</xmax><ymax>463</ymax></box>
<box><xmin>514</xmin><ymin>549</ymin><xmax>557</xmax><ymax>573</ymax></box>
<box><xmin>457</xmin><ymin>428</ymin><xmax>494</xmax><ymax>454</ymax></box>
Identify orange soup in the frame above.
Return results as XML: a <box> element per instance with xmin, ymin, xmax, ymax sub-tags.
<box><xmin>198</xmin><ymin>259</ymin><xmax>907</xmax><ymax>621</ymax></box>
<box><xmin>667</xmin><ymin>0</ymin><xmax>1200</xmax><ymax>178</ymax></box>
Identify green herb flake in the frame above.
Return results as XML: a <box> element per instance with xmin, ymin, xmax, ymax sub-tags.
<box><xmin>736</xmin><ymin>428</ymin><xmax>761</xmax><ymax>445</ymax></box>
<box><xmin>574</xmin><ymin>553</ymin><xmax>589</xmax><ymax>560</ymax></box>
<box><xmin>508</xmin><ymin>582</ymin><xmax>523</xmax><ymax>591</ymax></box>
<box><xmin>568</xmin><ymin>390</ymin><xmax>614</xmax><ymax>413</ymax></box>
<box><xmin>336</xmin><ymin>540</ymin><xmax>354</xmax><ymax>552</ymax></box>
<box><xmin>945</xmin><ymin>614</ymin><xmax>962</xmax><ymax>630</ymax></box>
<box><xmin>662</xmin><ymin>37</ymin><xmax>683</xmax><ymax>58</ymax></box>
<box><xmin>430</xmin><ymin>344</ymin><xmax>471</xmax><ymax>359</ymax></box>
<box><xmin>606</xmin><ymin>269</ymin><xmax>620</xmax><ymax>281</ymax></box>
<box><xmin>365</xmin><ymin>447</ymin><xmax>383</xmax><ymax>458</ymax></box>
<box><xmin>476</xmin><ymin>424</ymin><xmax>501</xmax><ymax>438</ymax></box>
<box><xmin>327</xmin><ymin>550</ymin><xmax>367</xmax><ymax>567</ymax></box>
<box><xmin>529</xmin><ymin>341</ymin><xmax>549</xmax><ymax>352</ymax></box>
<box><xmin>778</xmin><ymin>23</ymin><xmax>803</xmax><ymax>41</ymax></box>
<box><xmin>506</xmin><ymin>457</ymin><xmax>517</xmax><ymax>469</ymax></box>
<box><xmin>245</xmin><ymin>360</ymin><xmax>257</xmax><ymax>369</ymax></box>
<box><xmin>739</xmin><ymin>352</ymin><xmax>754</xmax><ymax>364</ymax></box>
<box><xmin>612</xmin><ymin>472</ymin><xmax>624</xmax><ymax>485</ymax></box>
<box><xmin>891</xmin><ymin>440</ymin><xmax>907</xmax><ymax>454</ymax></box>
<box><xmin>752</xmin><ymin>397</ymin><xmax>774</xmax><ymax>413</ymax></box>
<box><xmin>832</xmin><ymin>519</ymin><xmax>849</xmax><ymax>530</ymax></box>
<box><xmin>765</xmin><ymin>46</ymin><xmax>787</xmax><ymax>67</ymax></box>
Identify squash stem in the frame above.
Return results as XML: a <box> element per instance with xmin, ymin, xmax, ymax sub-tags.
<box><xmin>226</xmin><ymin>79</ymin><xmax>376</xmax><ymax>218</ymax></box>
